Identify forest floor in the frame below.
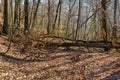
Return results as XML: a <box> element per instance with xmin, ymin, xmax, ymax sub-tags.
<box><xmin>0</xmin><ymin>36</ymin><xmax>120</xmax><ymax>80</ymax></box>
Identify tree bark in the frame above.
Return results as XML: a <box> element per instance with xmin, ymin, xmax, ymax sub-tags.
<box><xmin>112</xmin><ymin>0</ymin><xmax>117</xmax><ymax>41</ymax></box>
<box><xmin>101</xmin><ymin>0</ymin><xmax>108</xmax><ymax>51</ymax></box>
<box><xmin>101</xmin><ymin>0</ymin><xmax>107</xmax><ymax>41</ymax></box>
<box><xmin>2</xmin><ymin>0</ymin><xmax>8</xmax><ymax>34</ymax></box>
<box><xmin>75</xmin><ymin>0</ymin><xmax>81</xmax><ymax>40</ymax></box>
<box><xmin>24</xmin><ymin>0</ymin><xmax>29</xmax><ymax>34</ymax></box>
<box><xmin>47</xmin><ymin>0</ymin><xmax>51</xmax><ymax>34</ymax></box>
<box><xmin>57</xmin><ymin>0</ymin><xmax>62</xmax><ymax>36</ymax></box>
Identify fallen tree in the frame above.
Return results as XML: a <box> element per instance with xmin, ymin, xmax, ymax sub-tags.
<box><xmin>33</xmin><ymin>35</ymin><xmax>120</xmax><ymax>49</ymax></box>
<box><xmin>45</xmin><ymin>40</ymin><xmax>120</xmax><ymax>48</ymax></box>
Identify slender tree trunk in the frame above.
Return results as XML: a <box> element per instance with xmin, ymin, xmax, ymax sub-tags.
<box><xmin>75</xmin><ymin>0</ymin><xmax>81</xmax><ymax>40</ymax></box>
<box><xmin>2</xmin><ymin>0</ymin><xmax>8</xmax><ymax>34</ymax></box>
<box><xmin>112</xmin><ymin>0</ymin><xmax>117</xmax><ymax>41</ymax></box>
<box><xmin>29</xmin><ymin>0</ymin><xmax>35</xmax><ymax>27</ymax></box>
<box><xmin>66</xmin><ymin>9</ymin><xmax>71</xmax><ymax>37</ymax></box>
<box><xmin>101</xmin><ymin>0</ymin><xmax>107</xmax><ymax>41</ymax></box>
<box><xmin>57</xmin><ymin>0</ymin><xmax>62</xmax><ymax>36</ymax></box>
<box><xmin>47</xmin><ymin>0</ymin><xmax>51</xmax><ymax>34</ymax></box>
<box><xmin>14</xmin><ymin>0</ymin><xmax>19</xmax><ymax>25</ymax></box>
<box><xmin>24</xmin><ymin>0</ymin><xmax>29</xmax><ymax>34</ymax></box>
<box><xmin>101</xmin><ymin>0</ymin><xmax>108</xmax><ymax>51</ymax></box>
<box><xmin>52</xmin><ymin>0</ymin><xmax>61</xmax><ymax>34</ymax></box>
<box><xmin>66</xmin><ymin>0</ymin><xmax>76</xmax><ymax>37</ymax></box>
<box><xmin>18</xmin><ymin>0</ymin><xmax>21</xmax><ymax>33</ymax></box>
<box><xmin>8</xmin><ymin>0</ymin><xmax>13</xmax><ymax>33</ymax></box>
<box><xmin>31</xmin><ymin>0</ymin><xmax>41</xmax><ymax>30</ymax></box>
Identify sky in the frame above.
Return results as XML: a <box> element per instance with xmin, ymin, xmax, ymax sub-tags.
<box><xmin>41</xmin><ymin>0</ymin><xmax>46</xmax><ymax>3</ymax></box>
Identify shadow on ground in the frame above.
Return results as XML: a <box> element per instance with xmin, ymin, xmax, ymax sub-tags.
<box><xmin>0</xmin><ymin>48</ymin><xmax>120</xmax><ymax>80</ymax></box>
<box><xmin>103</xmin><ymin>70</ymin><xmax>120</xmax><ymax>80</ymax></box>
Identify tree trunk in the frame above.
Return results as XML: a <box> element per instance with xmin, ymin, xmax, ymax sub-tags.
<box><xmin>57</xmin><ymin>0</ymin><xmax>62</xmax><ymax>36</ymax></box>
<box><xmin>112</xmin><ymin>0</ymin><xmax>117</xmax><ymax>41</ymax></box>
<box><xmin>66</xmin><ymin>0</ymin><xmax>76</xmax><ymax>37</ymax></box>
<box><xmin>101</xmin><ymin>0</ymin><xmax>108</xmax><ymax>51</ymax></box>
<box><xmin>47</xmin><ymin>0</ymin><xmax>51</xmax><ymax>34</ymax></box>
<box><xmin>2</xmin><ymin>0</ymin><xmax>8</xmax><ymax>34</ymax></box>
<box><xmin>29</xmin><ymin>0</ymin><xmax>41</xmax><ymax>32</ymax></box>
<box><xmin>24</xmin><ymin>0</ymin><xmax>29</xmax><ymax>34</ymax></box>
<box><xmin>101</xmin><ymin>0</ymin><xmax>107</xmax><ymax>41</ymax></box>
<box><xmin>52</xmin><ymin>0</ymin><xmax>61</xmax><ymax>34</ymax></box>
<box><xmin>75</xmin><ymin>0</ymin><xmax>81</xmax><ymax>40</ymax></box>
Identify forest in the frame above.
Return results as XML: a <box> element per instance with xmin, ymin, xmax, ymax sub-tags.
<box><xmin>0</xmin><ymin>0</ymin><xmax>120</xmax><ymax>80</ymax></box>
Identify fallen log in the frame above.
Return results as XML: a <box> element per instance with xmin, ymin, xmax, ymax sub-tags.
<box><xmin>45</xmin><ymin>41</ymin><xmax>120</xmax><ymax>48</ymax></box>
<box><xmin>27</xmin><ymin>34</ymin><xmax>120</xmax><ymax>49</ymax></box>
